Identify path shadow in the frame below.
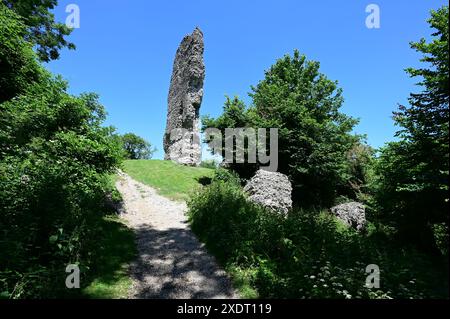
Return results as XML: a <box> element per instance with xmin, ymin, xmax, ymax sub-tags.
<box><xmin>129</xmin><ymin>224</ymin><xmax>237</xmax><ymax>299</ymax></box>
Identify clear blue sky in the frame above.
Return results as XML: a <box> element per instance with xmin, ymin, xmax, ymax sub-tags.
<box><xmin>47</xmin><ymin>0</ymin><xmax>447</xmax><ymax>160</ymax></box>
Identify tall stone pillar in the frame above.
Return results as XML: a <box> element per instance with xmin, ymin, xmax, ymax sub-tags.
<box><xmin>163</xmin><ymin>28</ymin><xmax>205</xmax><ymax>166</ymax></box>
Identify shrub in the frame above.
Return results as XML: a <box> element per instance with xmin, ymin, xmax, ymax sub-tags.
<box><xmin>0</xmin><ymin>3</ymin><xmax>125</xmax><ymax>298</ymax></box>
<box><xmin>0</xmin><ymin>3</ymin><xmax>41</xmax><ymax>102</ymax></box>
<box><xmin>0</xmin><ymin>58</ymin><xmax>123</xmax><ymax>299</ymax></box>
<box><xmin>199</xmin><ymin>159</ymin><xmax>218</xmax><ymax>169</ymax></box>
<box><xmin>211</xmin><ymin>167</ymin><xmax>242</xmax><ymax>186</ymax></box>
<box><xmin>187</xmin><ymin>177</ymin><xmax>449</xmax><ymax>299</ymax></box>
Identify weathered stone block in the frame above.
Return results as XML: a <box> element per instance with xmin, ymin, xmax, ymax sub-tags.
<box><xmin>244</xmin><ymin>169</ymin><xmax>293</xmax><ymax>215</ymax></box>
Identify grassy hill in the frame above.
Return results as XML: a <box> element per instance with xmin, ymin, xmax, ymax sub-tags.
<box><xmin>122</xmin><ymin>160</ymin><xmax>214</xmax><ymax>201</ymax></box>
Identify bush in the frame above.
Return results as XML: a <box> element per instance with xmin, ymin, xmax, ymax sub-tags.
<box><xmin>187</xmin><ymin>176</ymin><xmax>449</xmax><ymax>299</ymax></box>
<box><xmin>199</xmin><ymin>159</ymin><xmax>218</xmax><ymax>169</ymax></box>
<box><xmin>211</xmin><ymin>167</ymin><xmax>242</xmax><ymax>186</ymax></box>
<box><xmin>0</xmin><ymin>3</ymin><xmax>127</xmax><ymax>298</ymax></box>
<box><xmin>0</xmin><ymin>3</ymin><xmax>41</xmax><ymax>102</ymax></box>
<box><xmin>0</xmin><ymin>36</ymin><xmax>123</xmax><ymax>297</ymax></box>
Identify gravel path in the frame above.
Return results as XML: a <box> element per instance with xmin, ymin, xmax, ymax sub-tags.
<box><xmin>115</xmin><ymin>171</ymin><xmax>238</xmax><ymax>299</ymax></box>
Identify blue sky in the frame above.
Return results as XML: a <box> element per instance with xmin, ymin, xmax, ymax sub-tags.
<box><xmin>47</xmin><ymin>0</ymin><xmax>447</xmax><ymax>159</ymax></box>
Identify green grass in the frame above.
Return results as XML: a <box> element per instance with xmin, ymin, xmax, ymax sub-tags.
<box><xmin>82</xmin><ymin>215</ymin><xmax>136</xmax><ymax>299</ymax></box>
<box><xmin>122</xmin><ymin>159</ymin><xmax>214</xmax><ymax>201</ymax></box>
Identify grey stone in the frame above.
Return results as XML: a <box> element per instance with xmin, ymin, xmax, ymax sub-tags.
<box><xmin>330</xmin><ymin>202</ymin><xmax>366</xmax><ymax>231</ymax></box>
<box><xmin>243</xmin><ymin>169</ymin><xmax>293</xmax><ymax>215</ymax></box>
<box><xmin>163</xmin><ymin>27</ymin><xmax>205</xmax><ymax>166</ymax></box>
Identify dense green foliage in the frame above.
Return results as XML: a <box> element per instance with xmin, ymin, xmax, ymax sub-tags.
<box><xmin>121</xmin><ymin>133</ymin><xmax>155</xmax><ymax>160</ymax></box>
<box><xmin>203</xmin><ymin>51</ymin><xmax>363</xmax><ymax>207</ymax></box>
<box><xmin>0</xmin><ymin>4</ymin><xmax>41</xmax><ymax>102</ymax></box>
<box><xmin>373</xmin><ymin>5</ymin><xmax>449</xmax><ymax>254</ymax></box>
<box><xmin>2</xmin><ymin>0</ymin><xmax>75</xmax><ymax>61</ymax></box>
<box><xmin>0</xmin><ymin>3</ymin><xmax>125</xmax><ymax>298</ymax></box>
<box><xmin>188</xmin><ymin>177</ymin><xmax>448</xmax><ymax>299</ymax></box>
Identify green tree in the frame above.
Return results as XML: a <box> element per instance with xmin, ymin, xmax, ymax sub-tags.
<box><xmin>203</xmin><ymin>51</ymin><xmax>360</xmax><ymax>207</ymax></box>
<box><xmin>121</xmin><ymin>133</ymin><xmax>155</xmax><ymax>160</ymax></box>
<box><xmin>2</xmin><ymin>0</ymin><xmax>75</xmax><ymax>62</ymax></box>
<box><xmin>0</xmin><ymin>4</ymin><xmax>123</xmax><ymax>297</ymax></box>
<box><xmin>203</xmin><ymin>96</ymin><xmax>258</xmax><ymax>179</ymax></box>
<box><xmin>0</xmin><ymin>3</ymin><xmax>42</xmax><ymax>102</ymax></box>
<box><xmin>345</xmin><ymin>141</ymin><xmax>375</xmax><ymax>200</ymax></box>
<box><xmin>375</xmin><ymin>6</ymin><xmax>449</xmax><ymax>253</ymax></box>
